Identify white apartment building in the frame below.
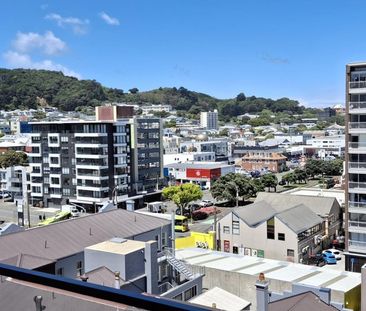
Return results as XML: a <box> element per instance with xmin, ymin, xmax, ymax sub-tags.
<box><xmin>200</xmin><ymin>110</ymin><xmax>218</xmax><ymax>130</ymax></box>
<box><xmin>141</xmin><ymin>104</ymin><xmax>172</xmax><ymax>115</ymax></box>
<box><xmin>163</xmin><ymin>152</ymin><xmax>215</xmax><ymax>165</ymax></box>
<box><xmin>345</xmin><ymin>62</ymin><xmax>366</xmax><ymax>272</ymax></box>
<box><xmin>305</xmin><ymin>135</ymin><xmax>345</xmax><ymax>158</ymax></box>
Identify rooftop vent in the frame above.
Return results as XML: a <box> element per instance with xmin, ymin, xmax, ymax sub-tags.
<box><xmin>110</xmin><ymin>237</ymin><xmax>127</xmax><ymax>244</ymax></box>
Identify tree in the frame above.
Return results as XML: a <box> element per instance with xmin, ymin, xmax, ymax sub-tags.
<box><xmin>33</xmin><ymin>111</ymin><xmax>46</xmax><ymax>120</ymax></box>
<box><xmin>236</xmin><ymin>92</ymin><xmax>246</xmax><ymax>101</ymax></box>
<box><xmin>282</xmin><ymin>172</ymin><xmax>296</xmax><ymax>185</ymax></box>
<box><xmin>210</xmin><ymin>173</ymin><xmax>258</xmax><ymax>206</ymax></box>
<box><xmin>219</xmin><ymin>128</ymin><xmax>229</xmax><ymax>137</ymax></box>
<box><xmin>293</xmin><ymin>168</ymin><xmax>307</xmax><ymax>183</ymax></box>
<box><xmin>304</xmin><ymin>159</ymin><xmax>323</xmax><ymax>178</ymax></box>
<box><xmin>0</xmin><ymin>150</ymin><xmax>28</xmax><ymax>168</ymax></box>
<box><xmin>162</xmin><ymin>184</ymin><xmax>203</xmax><ymax>216</ymax></box>
<box><xmin>129</xmin><ymin>88</ymin><xmax>139</xmax><ymax>94</ymax></box>
<box><xmin>260</xmin><ymin>174</ymin><xmax>278</xmax><ymax>192</ymax></box>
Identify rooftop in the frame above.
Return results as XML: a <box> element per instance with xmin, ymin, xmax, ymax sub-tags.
<box><xmin>86</xmin><ymin>239</ymin><xmax>146</xmax><ymax>255</ymax></box>
<box><xmin>0</xmin><ymin>209</ymin><xmax>170</xmax><ymax>270</ymax></box>
<box><xmin>165</xmin><ymin>162</ymin><xmax>233</xmax><ymax>170</ymax></box>
<box><xmin>176</xmin><ymin>248</ymin><xmax>361</xmax><ymax>293</ymax></box>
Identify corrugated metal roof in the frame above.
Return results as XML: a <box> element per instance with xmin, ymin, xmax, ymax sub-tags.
<box><xmin>0</xmin><ymin>209</ymin><xmax>170</xmax><ymax>269</ymax></box>
<box><xmin>233</xmin><ymin>201</ymin><xmax>277</xmax><ymax>227</ymax></box>
<box><xmin>276</xmin><ymin>205</ymin><xmax>322</xmax><ymax>234</ymax></box>
<box><xmin>255</xmin><ymin>192</ymin><xmax>337</xmax><ymax>217</ymax></box>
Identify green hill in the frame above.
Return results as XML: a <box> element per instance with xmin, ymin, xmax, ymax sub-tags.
<box><xmin>0</xmin><ymin>68</ymin><xmax>304</xmax><ymax>121</ymax></box>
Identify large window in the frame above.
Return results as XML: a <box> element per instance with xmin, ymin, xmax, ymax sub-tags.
<box><xmin>232</xmin><ymin>214</ymin><xmax>240</xmax><ymax>235</ymax></box>
<box><xmin>184</xmin><ymin>286</ymin><xmax>197</xmax><ymax>301</ymax></box>
<box><xmin>223</xmin><ymin>226</ymin><xmax>230</xmax><ymax>234</ymax></box>
<box><xmin>278</xmin><ymin>233</ymin><xmax>285</xmax><ymax>241</ymax></box>
<box><xmin>267</xmin><ymin>218</ymin><xmax>275</xmax><ymax>239</ymax></box>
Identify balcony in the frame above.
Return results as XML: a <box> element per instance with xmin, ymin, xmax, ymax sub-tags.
<box><xmin>348</xmin><ymin>239</ymin><xmax>366</xmax><ymax>253</ymax></box>
<box><xmin>349</xmin><ymin>162</ymin><xmax>366</xmax><ymax>173</ymax></box>
<box><xmin>349</xmin><ymin>122</ymin><xmax>366</xmax><ymax>133</ymax></box>
<box><xmin>349</xmin><ymin>81</ymin><xmax>366</xmax><ymax>93</ymax></box>
<box><xmin>349</xmin><ymin>182</ymin><xmax>366</xmax><ymax>193</ymax></box>
<box><xmin>349</xmin><ymin>221</ymin><xmax>366</xmax><ymax>233</ymax></box>
<box><xmin>349</xmin><ymin>201</ymin><xmax>366</xmax><ymax>213</ymax></box>
<box><xmin>348</xmin><ymin>142</ymin><xmax>366</xmax><ymax>153</ymax></box>
<box><xmin>349</xmin><ymin>101</ymin><xmax>366</xmax><ymax>113</ymax></box>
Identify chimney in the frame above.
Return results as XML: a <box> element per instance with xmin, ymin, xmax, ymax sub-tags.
<box><xmin>256</xmin><ymin>273</ymin><xmax>269</xmax><ymax>311</ymax></box>
<box><xmin>114</xmin><ymin>271</ymin><xmax>120</xmax><ymax>289</ymax></box>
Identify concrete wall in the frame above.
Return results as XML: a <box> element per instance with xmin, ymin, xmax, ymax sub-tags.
<box><xmin>189</xmin><ymin>265</ymin><xmax>348</xmax><ymax>311</ymax></box>
<box><xmin>125</xmin><ymin>249</ymin><xmax>145</xmax><ymax>280</ymax></box>
<box><xmin>361</xmin><ymin>265</ymin><xmax>366</xmax><ymax>311</ymax></box>
<box><xmin>133</xmin><ymin>225</ymin><xmax>172</xmax><ymax>251</ymax></box>
<box><xmin>217</xmin><ymin>212</ymin><xmax>299</xmax><ymax>262</ymax></box>
<box><xmin>84</xmin><ymin>249</ymin><xmax>125</xmax><ymax>277</ymax></box>
<box><xmin>176</xmin><ymin>231</ymin><xmax>215</xmax><ymax>250</ymax></box>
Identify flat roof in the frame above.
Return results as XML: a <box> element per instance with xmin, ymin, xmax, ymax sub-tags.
<box><xmin>86</xmin><ymin>239</ymin><xmax>146</xmax><ymax>255</ymax></box>
<box><xmin>176</xmin><ymin>249</ymin><xmax>361</xmax><ymax>293</ymax></box>
<box><xmin>165</xmin><ymin>162</ymin><xmax>233</xmax><ymax>169</ymax></box>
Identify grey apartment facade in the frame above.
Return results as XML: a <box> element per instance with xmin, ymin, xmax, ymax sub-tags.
<box><xmin>345</xmin><ymin>62</ymin><xmax>366</xmax><ymax>271</ymax></box>
<box><xmin>29</xmin><ymin>120</ymin><xmax>131</xmax><ymax>209</ymax></box>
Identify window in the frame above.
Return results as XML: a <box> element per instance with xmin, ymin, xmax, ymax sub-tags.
<box><xmin>62</xmin><ymin>167</ymin><xmax>70</xmax><ymax>174</ymax></box>
<box><xmin>61</xmin><ymin>136</ymin><xmax>69</xmax><ymax>143</ymax></box>
<box><xmin>62</xmin><ymin>188</ymin><xmax>71</xmax><ymax>196</ymax></box>
<box><xmin>184</xmin><ymin>286</ymin><xmax>197</xmax><ymax>301</ymax></box>
<box><xmin>278</xmin><ymin>233</ymin><xmax>285</xmax><ymax>241</ymax></box>
<box><xmin>173</xmin><ymin>293</ymin><xmax>183</xmax><ymax>301</ymax></box>
<box><xmin>232</xmin><ymin>214</ymin><xmax>240</xmax><ymax>235</ymax></box>
<box><xmin>162</xmin><ymin>232</ymin><xmax>167</xmax><ymax>248</ymax></box>
<box><xmin>233</xmin><ymin>246</ymin><xmax>238</xmax><ymax>254</ymax></box>
<box><xmin>267</xmin><ymin>218</ymin><xmax>275</xmax><ymax>239</ymax></box>
<box><xmin>76</xmin><ymin>261</ymin><xmax>83</xmax><ymax>275</ymax></box>
<box><xmin>56</xmin><ymin>267</ymin><xmax>64</xmax><ymax>276</ymax></box>
<box><xmin>287</xmin><ymin>249</ymin><xmax>294</xmax><ymax>257</ymax></box>
<box><xmin>223</xmin><ymin>226</ymin><xmax>230</xmax><ymax>234</ymax></box>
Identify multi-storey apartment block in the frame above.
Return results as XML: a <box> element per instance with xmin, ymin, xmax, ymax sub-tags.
<box><xmin>200</xmin><ymin>110</ymin><xmax>218</xmax><ymax>130</ymax></box>
<box><xmin>345</xmin><ymin>62</ymin><xmax>366</xmax><ymax>271</ymax></box>
<box><xmin>29</xmin><ymin>120</ymin><xmax>130</xmax><ymax>210</ymax></box>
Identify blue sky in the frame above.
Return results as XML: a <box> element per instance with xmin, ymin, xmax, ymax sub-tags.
<box><xmin>0</xmin><ymin>1</ymin><xmax>365</xmax><ymax>107</ymax></box>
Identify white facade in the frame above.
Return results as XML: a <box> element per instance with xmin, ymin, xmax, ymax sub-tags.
<box><xmin>200</xmin><ymin>110</ymin><xmax>218</xmax><ymax>130</ymax></box>
<box><xmin>306</xmin><ymin>135</ymin><xmax>345</xmax><ymax>158</ymax></box>
<box><xmin>141</xmin><ymin>104</ymin><xmax>172</xmax><ymax>115</ymax></box>
<box><xmin>163</xmin><ymin>152</ymin><xmax>215</xmax><ymax>165</ymax></box>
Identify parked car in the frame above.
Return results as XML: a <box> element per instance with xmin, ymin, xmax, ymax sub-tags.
<box><xmin>70</xmin><ymin>208</ymin><xmax>80</xmax><ymax>217</ymax></box>
<box><xmin>279</xmin><ymin>179</ymin><xmax>286</xmax><ymax>186</ymax></box>
<box><xmin>323</xmin><ymin>249</ymin><xmax>342</xmax><ymax>260</ymax></box>
<box><xmin>322</xmin><ymin>252</ymin><xmax>337</xmax><ymax>264</ymax></box>
<box><xmin>189</xmin><ymin>203</ymin><xmax>202</xmax><ymax>211</ymax></box>
<box><xmin>199</xmin><ymin>200</ymin><xmax>214</xmax><ymax>207</ymax></box>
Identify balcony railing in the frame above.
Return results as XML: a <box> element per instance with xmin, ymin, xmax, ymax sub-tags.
<box><xmin>349</xmin><ymin>122</ymin><xmax>366</xmax><ymax>130</ymax></box>
<box><xmin>349</xmin><ymin>182</ymin><xmax>366</xmax><ymax>189</ymax></box>
<box><xmin>349</xmin><ymin>221</ymin><xmax>366</xmax><ymax>229</ymax></box>
<box><xmin>348</xmin><ymin>162</ymin><xmax>366</xmax><ymax>170</ymax></box>
<box><xmin>350</xmin><ymin>101</ymin><xmax>366</xmax><ymax>110</ymax></box>
<box><xmin>349</xmin><ymin>201</ymin><xmax>366</xmax><ymax>209</ymax></box>
<box><xmin>349</xmin><ymin>239</ymin><xmax>366</xmax><ymax>249</ymax></box>
<box><xmin>350</xmin><ymin>81</ymin><xmax>366</xmax><ymax>89</ymax></box>
<box><xmin>348</xmin><ymin>142</ymin><xmax>366</xmax><ymax>149</ymax></box>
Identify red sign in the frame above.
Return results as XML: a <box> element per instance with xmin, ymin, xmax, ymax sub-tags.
<box><xmin>186</xmin><ymin>168</ymin><xmax>222</xmax><ymax>180</ymax></box>
<box><xmin>186</xmin><ymin>168</ymin><xmax>211</xmax><ymax>179</ymax></box>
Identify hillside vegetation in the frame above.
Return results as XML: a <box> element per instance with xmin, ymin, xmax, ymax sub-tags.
<box><xmin>0</xmin><ymin>68</ymin><xmax>305</xmax><ymax>121</ymax></box>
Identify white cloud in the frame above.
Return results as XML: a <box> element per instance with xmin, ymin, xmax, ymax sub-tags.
<box><xmin>99</xmin><ymin>11</ymin><xmax>120</xmax><ymax>26</ymax></box>
<box><xmin>45</xmin><ymin>13</ymin><xmax>89</xmax><ymax>35</ymax></box>
<box><xmin>3</xmin><ymin>50</ymin><xmax>80</xmax><ymax>79</ymax></box>
<box><xmin>12</xmin><ymin>31</ymin><xmax>66</xmax><ymax>56</ymax></box>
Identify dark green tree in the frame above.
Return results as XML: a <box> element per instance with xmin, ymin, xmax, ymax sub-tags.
<box><xmin>260</xmin><ymin>174</ymin><xmax>278</xmax><ymax>192</ymax></box>
<box><xmin>0</xmin><ymin>150</ymin><xmax>28</xmax><ymax>168</ymax></box>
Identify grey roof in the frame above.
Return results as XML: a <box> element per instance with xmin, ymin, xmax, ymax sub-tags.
<box><xmin>0</xmin><ymin>278</ymin><xmax>143</xmax><ymax>311</ymax></box>
<box><xmin>233</xmin><ymin>201</ymin><xmax>277</xmax><ymax>227</ymax></box>
<box><xmin>0</xmin><ymin>209</ymin><xmax>170</xmax><ymax>269</ymax></box>
<box><xmin>84</xmin><ymin>266</ymin><xmax>127</xmax><ymax>288</ymax></box>
<box><xmin>255</xmin><ymin>192</ymin><xmax>338</xmax><ymax>217</ymax></box>
<box><xmin>276</xmin><ymin>204</ymin><xmax>322</xmax><ymax>234</ymax></box>
<box><xmin>269</xmin><ymin>291</ymin><xmax>338</xmax><ymax>311</ymax></box>
<box><xmin>165</xmin><ymin>162</ymin><xmax>232</xmax><ymax>169</ymax></box>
